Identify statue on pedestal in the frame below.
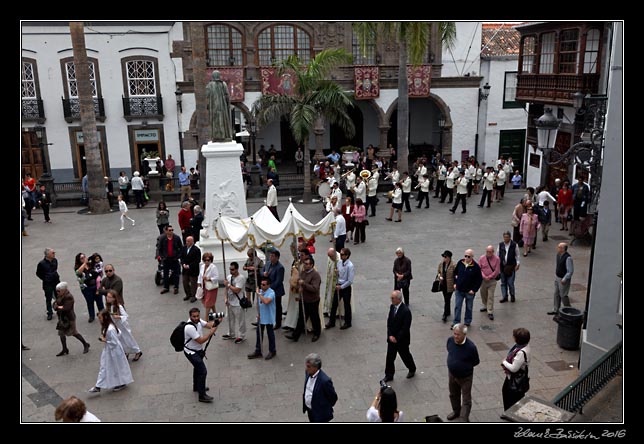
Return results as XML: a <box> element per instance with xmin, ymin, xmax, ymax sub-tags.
<box><xmin>206</xmin><ymin>71</ymin><xmax>234</xmax><ymax>142</ymax></box>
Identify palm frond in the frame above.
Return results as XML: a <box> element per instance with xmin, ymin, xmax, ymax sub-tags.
<box><xmin>252</xmin><ymin>94</ymin><xmax>296</xmax><ymax>130</ymax></box>
<box><xmin>439</xmin><ymin>22</ymin><xmax>457</xmax><ymax>51</ymax></box>
<box><xmin>289</xmin><ymin>103</ymin><xmax>316</xmax><ymax>144</ymax></box>
<box><xmin>307</xmin><ymin>48</ymin><xmax>353</xmax><ymax>80</ymax></box>
<box><xmin>405</xmin><ymin>22</ymin><xmax>430</xmax><ymax>66</ymax></box>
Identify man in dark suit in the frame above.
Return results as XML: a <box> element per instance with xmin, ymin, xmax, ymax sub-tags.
<box><xmin>302</xmin><ymin>353</ymin><xmax>338</xmax><ymax>422</ymax></box>
<box><xmin>262</xmin><ymin>249</ymin><xmax>285</xmax><ymax>329</ymax></box>
<box><xmin>104</xmin><ymin>176</ymin><xmax>114</xmax><ymax>209</ymax></box>
<box><xmin>381</xmin><ymin>290</ymin><xmax>417</xmax><ymax>384</ymax></box>
<box><xmin>180</xmin><ymin>236</ymin><xmax>202</xmax><ymax>302</ymax></box>
<box><xmin>158</xmin><ymin>225</ymin><xmax>183</xmax><ymax>294</ymax></box>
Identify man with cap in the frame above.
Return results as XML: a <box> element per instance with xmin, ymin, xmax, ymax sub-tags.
<box><xmin>437</xmin><ymin>250</ymin><xmax>456</xmax><ymax>323</ymax></box>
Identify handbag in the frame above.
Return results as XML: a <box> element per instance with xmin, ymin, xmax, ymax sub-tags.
<box><xmin>508</xmin><ymin>351</ymin><xmax>530</xmax><ymax>393</ymax></box>
<box><xmin>431</xmin><ymin>278</ymin><xmax>441</xmax><ymax>293</ymax></box>
<box><xmin>364</xmin><ymin>219</ymin><xmax>370</xmax><ymax>226</ymax></box>
<box><xmin>238</xmin><ymin>294</ymin><xmax>253</xmax><ymax>309</ymax></box>
<box><xmin>503</xmin><ymin>264</ymin><xmax>515</xmax><ymax>277</ymax></box>
<box><xmin>195</xmin><ymin>286</ymin><xmax>204</xmax><ymax>300</ymax></box>
<box><xmin>204</xmin><ymin>264</ymin><xmax>217</xmax><ymax>290</ymax></box>
<box><xmin>56</xmin><ymin>315</ymin><xmax>70</xmax><ymax>331</ymax></box>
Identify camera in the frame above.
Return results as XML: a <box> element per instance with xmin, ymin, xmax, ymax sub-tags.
<box><xmin>208</xmin><ymin>311</ymin><xmax>225</xmax><ymax>326</ymax></box>
<box><xmin>380</xmin><ymin>380</ymin><xmax>390</xmax><ymax>390</ymax></box>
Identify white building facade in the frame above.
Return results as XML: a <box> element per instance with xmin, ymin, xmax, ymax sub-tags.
<box><xmin>22</xmin><ymin>21</ymin><xmax>184</xmax><ymax>182</ymax></box>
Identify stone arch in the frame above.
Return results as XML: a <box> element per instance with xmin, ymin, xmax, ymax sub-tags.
<box><xmin>384</xmin><ymin>93</ymin><xmax>453</xmax><ymax>157</ymax></box>
<box><xmin>363</xmin><ymin>99</ymin><xmax>386</xmax><ymax>126</ymax></box>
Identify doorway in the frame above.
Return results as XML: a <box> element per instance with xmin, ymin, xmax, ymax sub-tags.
<box><xmin>135</xmin><ymin>142</ymin><xmax>162</xmax><ymax>172</ymax></box>
<box><xmin>22</xmin><ymin>130</ymin><xmax>44</xmax><ymax>179</ymax></box>
<box><xmin>499</xmin><ymin>129</ymin><xmax>526</xmax><ymax>174</ymax></box>
<box><xmin>330</xmin><ymin>105</ymin><xmax>363</xmax><ymax>150</ymax></box>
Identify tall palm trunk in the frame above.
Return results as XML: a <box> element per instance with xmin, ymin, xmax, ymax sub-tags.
<box><xmin>397</xmin><ymin>38</ymin><xmax>410</xmax><ymax>173</ymax></box>
<box><xmin>70</xmin><ymin>22</ymin><xmax>109</xmax><ymax>213</ymax></box>
<box><xmin>302</xmin><ymin>139</ymin><xmax>312</xmax><ymax>203</ymax></box>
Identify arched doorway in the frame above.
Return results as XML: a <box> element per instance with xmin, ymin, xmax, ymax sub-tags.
<box><xmin>330</xmin><ymin>104</ymin><xmax>363</xmax><ymax>150</ymax></box>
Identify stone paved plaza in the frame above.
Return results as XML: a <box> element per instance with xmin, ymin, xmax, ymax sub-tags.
<box><xmin>21</xmin><ymin>190</ymin><xmax>591</xmax><ymax>423</ymax></box>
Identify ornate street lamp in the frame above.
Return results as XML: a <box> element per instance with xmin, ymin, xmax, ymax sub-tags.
<box><xmin>478</xmin><ymin>82</ymin><xmax>491</xmax><ymax>104</ymax></box>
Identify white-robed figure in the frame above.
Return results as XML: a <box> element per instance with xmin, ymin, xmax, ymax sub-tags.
<box><xmin>283</xmin><ymin>243</ymin><xmax>303</xmax><ymax>331</ymax></box>
<box><xmin>323</xmin><ymin>248</ymin><xmax>349</xmax><ymax>318</ymax></box>
<box><xmin>88</xmin><ymin>309</ymin><xmax>133</xmax><ymax>393</ymax></box>
<box><xmin>105</xmin><ymin>289</ymin><xmax>142</xmax><ymax>360</ymax></box>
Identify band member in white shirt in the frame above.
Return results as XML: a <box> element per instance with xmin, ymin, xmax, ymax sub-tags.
<box><xmin>366</xmin><ymin>170</ymin><xmax>379</xmax><ymax>217</ymax></box>
<box><xmin>449</xmin><ymin>171</ymin><xmax>468</xmax><ymax>214</ymax></box>
<box><xmin>415</xmin><ymin>174</ymin><xmax>430</xmax><ymax>209</ymax></box>
<box><xmin>401</xmin><ymin>172</ymin><xmax>412</xmax><ymax>213</ymax></box>
<box><xmin>434</xmin><ymin>161</ymin><xmax>447</xmax><ymax>198</ymax></box>
<box><xmin>478</xmin><ymin>167</ymin><xmax>496</xmax><ymax>208</ymax></box>
<box><xmin>442</xmin><ymin>167</ymin><xmax>456</xmax><ymax>204</ymax></box>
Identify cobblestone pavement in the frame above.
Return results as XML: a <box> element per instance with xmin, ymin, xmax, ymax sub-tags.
<box><xmin>21</xmin><ymin>190</ymin><xmax>599</xmax><ymax>423</ymax></box>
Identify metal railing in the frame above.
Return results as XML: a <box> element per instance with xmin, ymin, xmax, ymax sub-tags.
<box><xmin>62</xmin><ymin>97</ymin><xmax>105</xmax><ymax>121</ymax></box>
<box><xmin>552</xmin><ymin>341</ymin><xmax>622</xmax><ymax>413</ymax></box>
<box><xmin>123</xmin><ymin>95</ymin><xmax>163</xmax><ymax>118</ymax></box>
<box><xmin>21</xmin><ymin>99</ymin><xmax>45</xmax><ymax>120</ymax></box>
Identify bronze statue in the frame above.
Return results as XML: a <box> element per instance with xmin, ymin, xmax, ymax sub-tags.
<box><xmin>206</xmin><ymin>71</ymin><xmax>234</xmax><ymax>142</ymax></box>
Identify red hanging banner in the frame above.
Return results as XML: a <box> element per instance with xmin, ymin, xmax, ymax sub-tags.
<box><xmin>354</xmin><ymin>66</ymin><xmax>380</xmax><ymax>100</ymax></box>
<box><xmin>260</xmin><ymin>67</ymin><xmax>297</xmax><ymax>96</ymax></box>
<box><xmin>205</xmin><ymin>67</ymin><xmax>245</xmax><ymax>102</ymax></box>
<box><xmin>407</xmin><ymin>65</ymin><xmax>432</xmax><ymax>97</ymax></box>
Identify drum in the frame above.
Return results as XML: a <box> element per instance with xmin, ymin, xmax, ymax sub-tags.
<box><xmin>318</xmin><ymin>181</ymin><xmax>331</xmax><ymax>199</ymax></box>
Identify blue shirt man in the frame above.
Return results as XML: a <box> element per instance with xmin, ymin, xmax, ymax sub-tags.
<box><xmin>178</xmin><ymin>169</ymin><xmax>191</xmax><ymax>186</ymax></box>
<box><xmin>248</xmin><ymin>278</ymin><xmax>277</xmax><ymax>360</ymax></box>
<box><xmin>326</xmin><ymin>248</ymin><xmax>355</xmax><ymax>329</ymax></box>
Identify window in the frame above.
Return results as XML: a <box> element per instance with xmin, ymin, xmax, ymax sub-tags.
<box><xmin>126</xmin><ymin>60</ymin><xmax>156</xmax><ymax>96</ymax></box>
<box><xmin>66</xmin><ymin>61</ymin><xmax>97</xmax><ymax>97</ymax></box>
<box><xmin>352</xmin><ymin>30</ymin><xmax>376</xmax><ymax>64</ymax></box>
<box><xmin>206</xmin><ymin>24</ymin><xmax>243</xmax><ymax>66</ymax></box>
<box><xmin>521</xmin><ymin>36</ymin><xmax>536</xmax><ymax>73</ymax></box>
<box><xmin>257</xmin><ymin>25</ymin><xmax>312</xmax><ymax>65</ymax></box>
<box><xmin>584</xmin><ymin>29</ymin><xmax>601</xmax><ymax>74</ymax></box>
<box><xmin>503</xmin><ymin>72</ymin><xmax>523</xmax><ymax>109</ymax></box>
<box><xmin>558</xmin><ymin>29</ymin><xmax>579</xmax><ymax>74</ymax></box>
<box><xmin>539</xmin><ymin>32</ymin><xmax>556</xmax><ymax>74</ymax></box>
<box><xmin>22</xmin><ymin>62</ymin><xmax>36</xmax><ymax>99</ymax></box>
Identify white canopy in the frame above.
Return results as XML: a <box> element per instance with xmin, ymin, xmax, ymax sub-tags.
<box><xmin>214</xmin><ymin>202</ymin><xmax>336</xmax><ymax>252</ymax></box>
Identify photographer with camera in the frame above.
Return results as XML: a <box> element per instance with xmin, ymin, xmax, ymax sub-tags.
<box><xmin>184</xmin><ymin>307</ymin><xmax>220</xmax><ymax>403</ymax></box>
<box><xmin>367</xmin><ymin>384</ymin><xmax>403</xmax><ymax>422</ymax></box>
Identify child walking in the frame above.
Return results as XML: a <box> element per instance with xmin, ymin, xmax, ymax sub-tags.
<box><xmin>118</xmin><ymin>195</ymin><xmax>135</xmax><ymax>231</ymax></box>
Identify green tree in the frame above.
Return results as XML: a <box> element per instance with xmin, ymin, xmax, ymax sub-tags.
<box><xmin>252</xmin><ymin>48</ymin><xmax>355</xmax><ymax>203</ymax></box>
<box><xmin>354</xmin><ymin>22</ymin><xmax>456</xmax><ymax>171</ymax></box>
<box><xmin>70</xmin><ymin>22</ymin><xmax>110</xmax><ymax>213</ymax></box>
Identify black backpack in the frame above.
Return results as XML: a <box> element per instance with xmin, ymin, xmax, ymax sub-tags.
<box><xmin>170</xmin><ymin>321</ymin><xmax>198</xmax><ymax>352</ymax></box>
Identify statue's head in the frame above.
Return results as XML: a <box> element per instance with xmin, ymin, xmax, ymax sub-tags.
<box><xmin>211</xmin><ymin>70</ymin><xmax>221</xmax><ymax>81</ymax></box>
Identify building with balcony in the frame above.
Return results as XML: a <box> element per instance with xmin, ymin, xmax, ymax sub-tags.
<box><xmin>21</xmin><ymin>22</ymin><xmax>182</xmax><ymax>181</ymax></box>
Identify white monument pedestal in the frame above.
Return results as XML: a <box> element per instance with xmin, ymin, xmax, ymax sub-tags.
<box><xmin>197</xmin><ymin>140</ymin><xmax>251</xmax><ymax>281</ymax></box>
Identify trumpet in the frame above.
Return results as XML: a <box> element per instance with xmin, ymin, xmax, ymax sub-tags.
<box><xmin>340</xmin><ymin>168</ymin><xmax>355</xmax><ymax>179</ymax></box>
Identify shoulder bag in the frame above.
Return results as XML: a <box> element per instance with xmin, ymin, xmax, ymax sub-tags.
<box><xmin>486</xmin><ymin>257</ymin><xmax>501</xmax><ymax>281</ymax></box>
<box><xmin>508</xmin><ymin>350</ymin><xmax>530</xmax><ymax>393</ymax></box>
<box><xmin>231</xmin><ymin>276</ymin><xmax>252</xmax><ymax>309</ymax></box>
<box><xmin>204</xmin><ymin>264</ymin><xmax>217</xmax><ymax>291</ymax></box>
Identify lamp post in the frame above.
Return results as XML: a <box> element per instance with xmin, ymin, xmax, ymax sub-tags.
<box><xmin>475</xmin><ymin>82</ymin><xmax>491</xmax><ymax>160</ymax></box>
<box><xmin>175</xmin><ymin>87</ymin><xmax>184</xmax><ymax>166</ymax></box>
<box><xmin>249</xmin><ymin>119</ymin><xmax>257</xmax><ymax>166</ymax></box>
<box><xmin>478</xmin><ymin>82</ymin><xmax>491</xmax><ymax>104</ymax></box>
<box><xmin>438</xmin><ymin>114</ymin><xmax>446</xmax><ymax>156</ymax></box>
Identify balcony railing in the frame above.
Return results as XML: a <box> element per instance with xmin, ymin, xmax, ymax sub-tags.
<box><xmin>516</xmin><ymin>73</ymin><xmax>600</xmax><ymax>105</ymax></box>
<box><xmin>21</xmin><ymin>99</ymin><xmax>45</xmax><ymax>121</ymax></box>
<box><xmin>62</xmin><ymin>97</ymin><xmax>106</xmax><ymax>122</ymax></box>
<box><xmin>123</xmin><ymin>95</ymin><xmax>164</xmax><ymax>121</ymax></box>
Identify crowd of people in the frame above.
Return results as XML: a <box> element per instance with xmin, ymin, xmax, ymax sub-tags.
<box><xmin>25</xmin><ymin>150</ymin><xmax>590</xmax><ymax>423</ymax></box>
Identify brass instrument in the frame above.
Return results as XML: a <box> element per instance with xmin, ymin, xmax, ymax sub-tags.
<box><xmin>340</xmin><ymin>168</ymin><xmax>355</xmax><ymax>179</ymax></box>
<box><xmin>359</xmin><ymin>169</ymin><xmax>371</xmax><ymax>180</ymax></box>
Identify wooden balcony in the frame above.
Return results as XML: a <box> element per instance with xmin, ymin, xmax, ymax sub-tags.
<box><xmin>516</xmin><ymin>73</ymin><xmax>600</xmax><ymax>105</ymax></box>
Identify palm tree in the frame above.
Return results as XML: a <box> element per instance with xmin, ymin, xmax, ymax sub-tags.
<box><xmin>252</xmin><ymin>48</ymin><xmax>355</xmax><ymax>203</ymax></box>
<box><xmin>354</xmin><ymin>22</ymin><xmax>456</xmax><ymax>172</ymax></box>
<box><xmin>70</xmin><ymin>22</ymin><xmax>109</xmax><ymax>213</ymax></box>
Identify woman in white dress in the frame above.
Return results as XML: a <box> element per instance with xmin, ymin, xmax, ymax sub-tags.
<box><xmin>198</xmin><ymin>252</ymin><xmax>219</xmax><ymax>318</ymax></box>
<box><xmin>88</xmin><ymin>309</ymin><xmax>133</xmax><ymax>393</ymax></box>
<box><xmin>106</xmin><ymin>289</ymin><xmax>142</xmax><ymax>361</ymax></box>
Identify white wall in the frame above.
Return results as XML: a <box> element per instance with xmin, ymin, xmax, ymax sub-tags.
<box><xmin>480</xmin><ymin>57</ymin><xmax>528</xmax><ymax>166</ymax></box>
<box><xmin>22</xmin><ymin>22</ymin><xmax>182</xmax><ymax>181</ymax></box>
<box><xmin>433</xmin><ymin>87</ymin><xmax>479</xmax><ymax>161</ymax></box>
<box><xmin>441</xmin><ymin>22</ymin><xmax>482</xmax><ymax>77</ymax></box>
